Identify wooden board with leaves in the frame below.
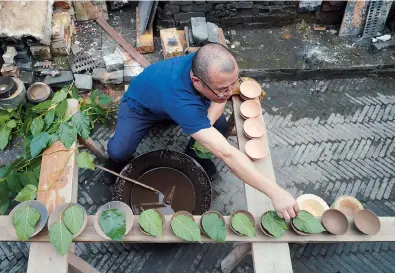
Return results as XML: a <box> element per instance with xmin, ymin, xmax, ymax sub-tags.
<box><xmin>0</xmin><ymin>215</ymin><xmax>394</xmax><ymax>243</ymax></box>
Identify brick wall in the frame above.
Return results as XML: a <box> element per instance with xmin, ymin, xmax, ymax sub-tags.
<box><xmin>155</xmin><ymin>1</ymin><xmax>299</xmax><ymax>30</ymax></box>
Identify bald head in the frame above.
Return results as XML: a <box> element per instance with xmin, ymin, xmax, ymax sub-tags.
<box><xmin>192</xmin><ymin>43</ymin><xmax>237</xmax><ymax>83</ymax></box>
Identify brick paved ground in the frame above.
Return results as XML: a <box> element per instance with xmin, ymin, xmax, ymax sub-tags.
<box><xmin>0</xmin><ymin>77</ymin><xmax>394</xmax><ymax>273</ymax></box>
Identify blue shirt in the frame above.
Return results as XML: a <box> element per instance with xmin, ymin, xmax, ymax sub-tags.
<box><xmin>124</xmin><ymin>53</ymin><xmax>211</xmax><ymax>135</ymax></box>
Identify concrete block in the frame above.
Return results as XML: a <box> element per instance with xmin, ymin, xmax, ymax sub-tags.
<box><xmin>74</xmin><ymin>74</ymin><xmax>93</xmax><ymax>91</ymax></box>
<box><xmin>0</xmin><ymin>63</ymin><xmax>20</xmax><ymax>77</ymax></box>
<box><xmin>16</xmin><ymin>60</ymin><xmax>33</xmax><ymax>72</ymax></box>
<box><xmin>44</xmin><ymin>70</ymin><xmax>74</xmax><ymax>87</ymax></box>
<box><xmin>30</xmin><ymin>45</ymin><xmax>52</xmax><ymax>61</ymax></box>
<box><xmin>123</xmin><ymin>60</ymin><xmax>144</xmax><ymax>82</ymax></box>
<box><xmin>15</xmin><ymin>49</ymin><xmax>31</xmax><ymax>63</ymax></box>
<box><xmin>103</xmin><ymin>52</ymin><xmax>124</xmax><ymax>72</ymax></box>
<box><xmin>370</xmin><ymin>38</ymin><xmax>395</xmax><ymax>54</ymax></box>
<box><xmin>191</xmin><ymin>17</ymin><xmax>208</xmax><ymax>45</ymax></box>
<box><xmin>206</xmin><ymin>22</ymin><xmax>219</xmax><ymax>43</ymax></box>
<box><xmin>92</xmin><ymin>68</ymin><xmax>123</xmax><ymax>84</ymax></box>
<box><xmin>2</xmin><ymin>46</ymin><xmax>17</xmax><ymax>64</ymax></box>
<box><xmin>19</xmin><ymin>71</ymin><xmax>35</xmax><ymax>89</ymax></box>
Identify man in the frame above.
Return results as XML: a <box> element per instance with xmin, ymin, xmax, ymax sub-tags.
<box><xmin>106</xmin><ymin>43</ymin><xmax>298</xmax><ymax>219</ymax></box>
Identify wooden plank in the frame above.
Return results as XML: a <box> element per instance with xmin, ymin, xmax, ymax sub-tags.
<box><xmin>136</xmin><ymin>7</ymin><xmax>154</xmax><ymax>54</ymax></box>
<box><xmin>27</xmin><ymin>99</ymin><xmax>79</xmax><ymax>273</ymax></box>
<box><xmin>160</xmin><ymin>28</ymin><xmax>184</xmax><ymax>59</ymax></box>
<box><xmin>1</xmin><ymin>216</ymin><xmax>394</xmax><ymax>243</ymax></box>
<box><xmin>232</xmin><ymin>96</ymin><xmax>293</xmax><ymax>273</ymax></box>
<box><xmin>96</xmin><ymin>17</ymin><xmax>150</xmax><ymax>68</ymax></box>
<box><xmin>73</xmin><ymin>1</ymin><xmax>108</xmax><ymax>21</ymax></box>
<box><xmin>68</xmin><ymin>252</ymin><xmax>100</xmax><ymax>273</ymax></box>
<box><xmin>78</xmin><ymin>136</ymin><xmax>108</xmax><ymax>162</ymax></box>
<box><xmin>177</xmin><ymin>30</ymin><xmax>187</xmax><ymax>52</ymax></box>
<box><xmin>221</xmin><ymin>244</ymin><xmax>251</xmax><ymax>273</ymax></box>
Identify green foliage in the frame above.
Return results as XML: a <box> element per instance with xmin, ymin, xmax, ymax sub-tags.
<box><xmin>44</xmin><ymin>109</ymin><xmax>55</xmax><ymax>129</ymax></box>
<box><xmin>139</xmin><ymin>209</ymin><xmax>163</xmax><ymax>237</ymax></box>
<box><xmin>191</xmin><ymin>141</ymin><xmax>214</xmax><ymax>159</ymax></box>
<box><xmin>51</xmin><ymin>88</ymin><xmax>68</xmax><ymax>104</ymax></box>
<box><xmin>171</xmin><ymin>215</ymin><xmax>201</xmax><ymax>242</ymax></box>
<box><xmin>99</xmin><ymin>208</ymin><xmax>126</xmax><ymax>241</ymax></box>
<box><xmin>292</xmin><ymin>210</ymin><xmax>326</xmax><ymax>234</ymax></box>
<box><xmin>64</xmin><ymin>205</ymin><xmax>84</xmax><ymax>235</ymax></box>
<box><xmin>20</xmin><ymin>170</ymin><xmax>39</xmax><ymax>187</ymax></box>
<box><xmin>6</xmin><ymin>170</ymin><xmax>22</xmax><ymax>193</ymax></box>
<box><xmin>261</xmin><ymin>211</ymin><xmax>288</xmax><ymax>238</ymax></box>
<box><xmin>202</xmin><ymin>213</ymin><xmax>226</xmax><ymax>242</ymax></box>
<box><xmin>30</xmin><ymin>117</ymin><xmax>44</xmax><ymax>136</ymax></box>
<box><xmin>32</xmin><ymin>101</ymin><xmax>53</xmax><ymax>113</ymax></box>
<box><xmin>14</xmin><ymin>184</ymin><xmax>37</xmax><ymax>202</ymax></box>
<box><xmin>72</xmin><ymin>112</ymin><xmax>90</xmax><ymax>139</ymax></box>
<box><xmin>30</xmin><ymin>132</ymin><xmax>51</xmax><ymax>158</ymax></box>
<box><xmin>0</xmin><ymin>126</ymin><xmax>11</xmax><ymax>150</ymax></box>
<box><xmin>13</xmin><ymin>205</ymin><xmax>40</xmax><ymax>241</ymax></box>
<box><xmin>58</xmin><ymin>123</ymin><xmax>76</xmax><ymax>148</ymax></box>
<box><xmin>0</xmin><ymin>199</ymin><xmax>9</xmax><ymax>215</ymax></box>
<box><xmin>49</xmin><ymin>222</ymin><xmax>73</xmax><ymax>255</ymax></box>
<box><xmin>231</xmin><ymin>213</ymin><xmax>256</xmax><ymax>237</ymax></box>
<box><xmin>76</xmin><ymin>152</ymin><xmax>95</xmax><ymax>170</ymax></box>
<box><xmin>55</xmin><ymin>99</ymin><xmax>67</xmax><ymax>118</ymax></box>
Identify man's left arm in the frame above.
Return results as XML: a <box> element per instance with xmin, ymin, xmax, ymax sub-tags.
<box><xmin>207</xmin><ymin>101</ymin><xmax>227</xmax><ymax>125</ymax></box>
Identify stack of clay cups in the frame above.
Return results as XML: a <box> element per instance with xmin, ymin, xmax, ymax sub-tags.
<box><xmin>239</xmin><ymin>80</ymin><xmax>268</xmax><ymax>161</ymax></box>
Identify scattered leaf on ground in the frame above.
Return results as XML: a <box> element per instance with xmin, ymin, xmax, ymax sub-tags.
<box><xmin>292</xmin><ymin>210</ymin><xmax>326</xmax><ymax>234</ymax></box>
<box><xmin>76</xmin><ymin>152</ymin><xmax>95</xmax><ymax>170</ymax></box>
<box><xmin>171</xmin><ymin>215</ymin><xmax>201</xmax><ymax>242</ymax></box>
<box><xmin>139</xmin><ymin>209</ymin><xmax>163</xmax><ymax>237</ymax></box>
<box><xmin>202</xmin><ymin>213</ymin><xmax>226</xmax><ymax>242</ymax></box>
<box><xmin>261</xmin><ymin>211</ymin><xmax>288</xmax><ymax>238</ymax></box>
<box><xmin>99</xmin><ymin>208</ymin><xmax>126</xmax><ymax>241</ymax></box>
<box><xmin>49</xmin><ymin>222</ymin><xmax>73</xmax><ymax>255</ymax></box>
<box><xmin>231</xmin><ymin>213</ymin><xmax>256</xmax><ymax>237</ymax></box>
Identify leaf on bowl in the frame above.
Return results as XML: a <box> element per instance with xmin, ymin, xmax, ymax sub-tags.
<box><xmin>171</xmin><ymin>215</ymin><xmax>201</xmax><ymax>242</ymax></box>
<box><xmin>14</xmin><ymin>184</ymin><xmax>37</xmax><ymax>202</ymax></box>
<box><xmin>202</xmin><ymin>213</ymin><xmax>226</xmax><ymax>242</ymax></box>
<box><xmin>138</xmin><ymin>209</ymin><xmax>163</xmax><ymax>237</ymax></box>
<box><xmin>99</xmin><ymin>208</ymin><xmax>126</xmax><ymax>241</ymax></box>
<box><xmin>64</xmin><ymin>205</ymin><xmax>84</xmax><ymax>235</ymax></box>
<box><xmin>292</xmin><ymin>210</ymin><xmax>326</xmax><ymax>234</ymax></box>
<box><xmin>231</xmin><ymin>213</ymin><xmax>256</xmax><ymax>237</ymax></box>
<box><xmin>261</xmin><ymin>211</ymin><xmax>287</xmax><ymax>238</ymax></box>
<box><xmin>49</xmin><ymin>222</ymin><xmax>73</xmax><ymax>256</ymax></box>
<box><xmin>13</xmin><ymin>205</ymin><xmax>40</xmax><ymax>241</ymax></box>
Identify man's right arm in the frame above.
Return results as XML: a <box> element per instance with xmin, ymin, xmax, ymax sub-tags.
<box><xmin>192</xmin><ymin>127</ymin><xmax>299</xmax><ymax>219</ymax></box>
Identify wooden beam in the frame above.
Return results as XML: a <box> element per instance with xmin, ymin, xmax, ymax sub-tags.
<box><xmin>78</xmin><ymin>136</ymin><xmax>108</xmax><ymax>162</ymax></box>
<box><xmin>68</xmin><ymin>252</ymin><xmax>100</xmax><ymax>273</ymax></box>
<box><xmin>221</xmin><ymin>244</ymin><xmax>251</xmax><ymax>273</ymax></box>
<box><xmin>2</xmin><ymin>216</ymin><xmax>394</xmax><ymax>243</ymax></box>
<box><xmin>135</xmin><ymin>7</ymin><xmax>154</xmax><ymax>54</ymax></box>
<box><xmin>96</xmin><ymin>17</ymin><xmax>150</xmax><ymax>68</ymax></box>
<box><xmin>231</xmin><ymin>95</ymin><xmax>293</xmax><ymax>273</ymax></box>
<box><xmin>27</xmin><ymin>99</ymin><xmax>79</xmax><ymax>273</ymax></box>
<box><xmin>160</xmin><ymin>28</ymin><xmax>184</xmax><ymax>59</ymax></box>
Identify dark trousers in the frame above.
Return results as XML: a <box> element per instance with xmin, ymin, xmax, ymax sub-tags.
<box><xmin>107</xmin><ymin>98</ymin><xmax>228</xmax><ymax>162</ymax></box>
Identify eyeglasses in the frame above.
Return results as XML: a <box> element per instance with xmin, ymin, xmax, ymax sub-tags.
<box><xmin>192</xmin><ymin>72</ymin><xmax>243</xmax><ymax>99</ymax></box>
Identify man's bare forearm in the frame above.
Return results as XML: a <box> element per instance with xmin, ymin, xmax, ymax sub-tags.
<box><xmin>207</xmin><ymin>101</ymin><xmax>226</xmax><ymax>125</ymax></box>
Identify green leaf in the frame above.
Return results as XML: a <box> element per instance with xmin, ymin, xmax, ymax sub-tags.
<box><xmin>171</xmin><ymin>215</ymin><xmax>201</xmax><ymax>242</ymax></box>
<box><xmin>6</xmin><ymin>170</ymin><xmax>22</xmax><ymax>193</ymax></box>
<box><xmin>30</xmin><ymin>132</ymin><xmax>51</xmax><ymax>158</ymax></box>
<box><xmin>22</xmin><ymin>116</ymin><xmax>32</xmax><ymax>135</ymax></box>
<box><xmin>292</xmin><ymin>210</ymin><xmax>326</xmax><ymax>234</ymax></box>
<box><xmin>64</xmin><ymin>205</ymin><xmax>84</xmax><ymax>235</ymax></box>
<box><xmin>20</xmin><ymin>171</ymin><xmax>39</xmax><ymax>187</ymax></box>
<box><xmin>6</xmin><ymin>119</ymin><xmax>17</xmax><ymax>129</ymax></box>
<box><xmin>0</xmin><ymin>181</ymin><xmax>9</xmax><ymax>201</ymax></box>
<box><xmin>0</xmin><ymin>200</ymin><xmax>9</xmax><ymax>215</ymax></box>
<box><xmin>76</xmin><ymin>152</ymin><xmax>95</xmax><ymax>170</ymax></box>
<box><xmin>7</xmin><ymin>157</ymin><xmax>29</xmax><ymax>174</ymax></box>
<box><xmin>231</xmin><ymin>213</ymin><xmax>256</xmax><ymax>237</ymax></box>
<box><xmin>48</xmin><ymin>134</ymin><xmax>59</xmax><ymax>145</ymax></box>
<box><xmin>14</xmin><ymin>184</ymin><xmax>37</xmax><ymax>202</ymax></box>
<box><xmin>51</xmin><ymin>89</ymin><xmax>68</xmax><ymax>104</ymax></box>
<box><xmin>70</xmin><ymin>83</ymin><xmax>79</xmax><ymax>99</ymax></box>
<box><xmin>49</xmin><ymin>222</ymin><xmax>73</xmax><ymax>255</ymax></box>
<box><xmin>13</xmin><ymin>206</ymin><xmax>40</xmax><ymax>241</ymax></box>
<box><xmin>72</xmin><ymin>112</ymin><xmax>90</xmax><ymax>139</ymax></box>
<box><xmin>0</xmin><ymin>126</ymin><xmax>11</xmax><ymax>150</ymax></box>
<box><xmin>99</xmin><ymin>208</ymin><xmax>126</xmax><ymax>241</ymax></box>
<box><xmin>32</xmin><ymin>101</ymin><xmax>53</xmax><ymax>113</ymax></box>
<box><xmin>261</xmin><ymin>211</ymin><xmax>288</xmax><ymax>238</ymax></box>
<box><xmin>27</xmin><ymin>157</ymin><xmax>42</xmax><ymax>172</ymax></box>
<box><xmin>202</xmin><ymin>213</ymin><xmax>226</xmax><ymax>242</ymax></box>
<box><xmin>0</xmin><ymin>111</ymin><xmax>11</xmax><ymax>123</ymax></box>
<box><xmin>138</xmin><ymin>209</ymin><xmax>163</xmax><ymax>237</ymax></box>
<box><xmin>191</xmin><ymin>141</ymin><xmax>214</xmax><ymax>159</ymax></box>
<box><xmin>90</xmin><ymin>89</ymin><xmax>99</xmax><ymax>104</ymax></box>
<box><xmin>55</xmin><ymin>99</ymin><xmax>68</xmax><ymax>118</ymax></box>
<box><xmin>44</xmin><ymin>109</ymin><xmax>55</xmax><ymax>128</ymax></box>
<box><xmin>30</xmin><ymin>117</ymin><xmax>44</xmax><ymax>136</ymax></box>
<box><xmin>47</xmin><ymin>122</ymin><xmax>60</xmax><ymax>135</ymax></box>
<box><xmin>58</xmin><ymin>123</ymin><xmax>76</xmax><ymax>148</ymax></box>
<box><xmin>98</xmin><ymin>94</ymin><xmax>112</xmax><ymax>105</ymax></box>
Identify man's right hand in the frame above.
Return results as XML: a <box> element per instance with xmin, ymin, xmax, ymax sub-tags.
<box><xmin>270</xmin><ymin>187</ymin><xmax>299</xmax><ymax>220</ymax></box>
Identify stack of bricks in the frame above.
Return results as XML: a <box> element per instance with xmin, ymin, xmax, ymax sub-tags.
<box><xmin>0</xmin><ymin>46</ymin><xmax>20</xmax><ymax>77</ymax></box>
<box><xmin>155</xmin><ymin>1</ymin><xmax>298</xmax><ymax>31</ymax></box>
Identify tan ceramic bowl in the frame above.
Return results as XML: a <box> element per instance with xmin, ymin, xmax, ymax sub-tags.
<box><xmin>296</xmin><ymin>194</ymin><xmax>329</xmax><ymax>217</ymax></box>
<box><xmin>245</xmin><ymin>139</ymin><xmax>268</xmax><ymax>160</ymax></box>
<box><xmin>243</xmin><ymin>118</ymin><xmax>265</xmax><ymax>139</ymax></box>
<box><xmin>240</xmin><ymin>100</ymin><xmax>261</xmax><ymax>119</ymax></box>
<box><xmin>48</xmin><ymin>203</ymin><xmax>88</xmax><ymax>238</ymax></box>
<box><xmin>240</xmin><ymin>80</ymin><xmax>262</xmax><ymax>99</ymax></box>
<box><xmin>354</xmin><ymin>209</ymin><xmax>380</xmax><ymax>235</ymax></box>
<box><xmin>321</xmin><ymin>209</ymin><xmax>348</xmax><ymax>235</ymax></box>
<box><xmin>331</xmin><ymin>195</ymin><xmax>364</xmax><ymax>217</ymax></box>
<box><xmin>290</xmin><ymin>220</ymin><xmax>311</xmax><ymax>236</ymax></box>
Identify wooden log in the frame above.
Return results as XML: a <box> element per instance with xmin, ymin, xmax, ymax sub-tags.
<box><xmin>221</xmin><ymin>244</ymin><xmax>251</xmax><ymax>273</ymax></box>
<box><xmin>231</xmin><ymin>95</ymin><xmax>293</xmax><ymax>273</ymax></box>
<box><xmin>1</xmin><ymin>216</ymin><xmax>394</xmax><ymax>243</ymax></box>
<box><xmin>136</xmin><ymin>7</ymin><xmax>154</xmax><ymax>54</ymax></box>
<box><xmin>27</xmin><ymin>99</ymin><xmax>79</xmax><ymax>273</ymax></box>
<box><xmin>68</xmin><ymin>252</ymin><xmax>100</xmax><ymax>273</ymax></box>
<box><xmin>96</xmin><ymin>17</ymin><xmax>150</xmax><ymax>68</ymax></box>
<box><xmin>160</xmin><ymin>28</ymin><xmax>184</xmax><ymax>59</ymax></box>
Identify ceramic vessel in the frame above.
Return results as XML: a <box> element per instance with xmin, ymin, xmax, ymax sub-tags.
<box><xmin>245</xmin><ymin>139</ymin><xmax>268</xmax><ymax>160</ymax></box>
<box><xmin>331</xmin><ymin>195</ymin><xmax>364</xmax><ymax>217</ymax></box>
<box><xmin>296</xmin><ymin>194</ymin><xmax>329</xmax><ymax>217</ymax></box>
<box><xmin>26</xmin><ymin>82</ymin><xmax>52</xmax><ymax>103</ymax></box>
<box><xmin>243</xmin><ymin>117</ymin><xmax>265</xmax><ymax>139</ymax></box>
<box><xmin>321</xmin><ymin>209</ymin><xmax>348</xmax><ymax>235</ymax></box>
<box><xmin>354</xmin><ymin>209</ymin><xmax>380</xmax><ymax>235</ymax></box>
<box><xmin>230</xmin><ymin>210</ymin><xmax>255</xmax><ymax>236</ymax></box>
<box><xmin>200</xmin><ymin>211</ymin><xmax>225</xmax><ymax>237</ymax></box>
<box><xmin>138</xmin><ymin>209</ymin><xmax>165</xmax><ymax>237</ymax></box>
<box><xmin>239</xmin><ymin>80</ymin><xmax>262</xmax><ymax>100</ymax></box>
<box><xmin>240</xmin><ymin>100</ymin><xmax>261</xmax><ymax>119</ymax></box>
<box><xmin>47</xmin><ymin>203</ymin><xmax>88</xmax><ymax>238</ymax></box>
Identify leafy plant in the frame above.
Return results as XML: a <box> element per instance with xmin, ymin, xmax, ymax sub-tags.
<box><xmin>14</xmin><ymin>184</ymin><xmax>37</xmax><ymax>202</ymax></box>
<box><xmin>76</xmin><ymin>152</ymin><xmax>95</xmax><ymax>170</ymax></box>
<box><xmin>49</xmin><ymin>203</ymin><xmax>85</xmax><ymax>255</ymax></box>
<box><xmin>261</xmin><ymin>211</ymin><xmax>287</xmax><ymax>238</ymax></box>
<box><xmin>231</xmin><ymin>213</ymin><xmax>256</xmax><ymax>237</ymax></box>
<box><xmin>139</xmin><ymin>209</ymin><xmax>163</xmax><ymax>237</ymax></box>
<box><xmin>201</xmin><ymin>213</ymin><xmax>226</xmax><ymax>242</ymax></box>
<box><xmin>13</xmin><ymin>203</ymin><xmax>40</xmax><ymax>241</ymax></box>
<box><xmin>292</xmin><ymin>210</ymin><xmax>325</xmax><ymax>234</ymax></box>
<box><xmin>171</xmin><ymin>215</ymin><xmax>201</xmax><ymax>242</ymax></box>
<box><xmin>191</xmin><ymin>141</ymin><xmax>214</xmax><ymax>159</ymax></box>
<box><xmin>99</xmin><ymin>208</ymin><xmax>126</xmax><ymax>241</ymax></box>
